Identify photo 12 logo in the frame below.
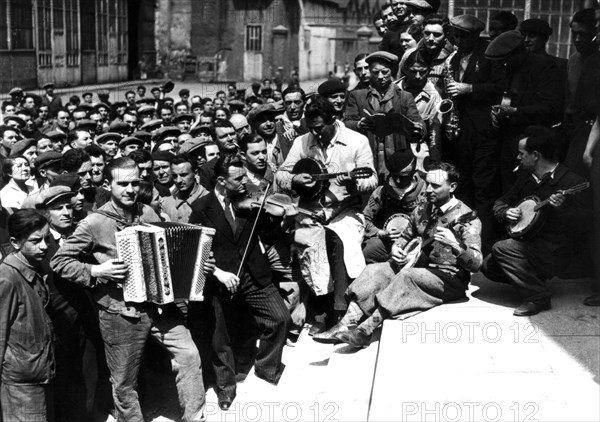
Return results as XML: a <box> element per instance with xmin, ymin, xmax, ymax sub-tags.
<box><xmin>204</xmin><ymin>401</ymin><xmax>340</xmax><ymax>422</ymax></box>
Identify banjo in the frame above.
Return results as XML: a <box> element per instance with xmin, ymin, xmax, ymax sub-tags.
<box><xmin>506</xmin><ymin>182</ymin><xmax>590</xmax><ymax>239</ymax></box>
<box><xmin>390</xmin><ymin>211</ymin><xmax>477</xmax><ymax>271</ymax></box>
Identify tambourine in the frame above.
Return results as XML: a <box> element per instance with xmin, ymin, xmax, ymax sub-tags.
<box><xmin>382</xmin><ymin>213</ymin><xmax>411</xmax><ymax>234</ymax></box>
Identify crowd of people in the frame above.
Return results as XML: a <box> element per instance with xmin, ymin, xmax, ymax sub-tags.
<box><xmin>1</xmin><ymin>1</ymin><xmax>600</xmax><ymax>421</ymax></box>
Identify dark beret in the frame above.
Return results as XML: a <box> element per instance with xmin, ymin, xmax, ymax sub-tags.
<box><xmin>152</xmin><ymin>151</ymin><xmax>174</xmax><ymax>163</ymax></box>
<box><xmin>44</xmin><ymin>130</ymin><xmax>66</xmax><ymax>141</ymax></box>
<box><xmin>449</xmin><ymin>14</ymin><xmax>485</xmax><ymax>34</ymax></box>
<box><xmin>179</xmin><ymin>89</ymin><xmax>190</xmax><ymax>96</ymax></box>
<box><xmin>365</xmin><ymin>51</ymin><xmax>399</xmax><ymax>68</ymax></box>
<box><xmin>247</xmin><ymin>104</ymin><xmax>277</xmax><ymax>126</ymax></box>
<box><xmin>519</xmin><ymin>19</ymin><xmax>552</xmax><ymax>38</ymax></box>
<box><xmin>132</xmin><ymin>130</ymin><xmax>151</xmax><ymax>143</ymax></box>
<box><xmin>140</xmin><ymin>119</ymin><xmax>163</xmax><ymax>132</ymax></box>
<box><xmin>172</xmin><ymin>113</ymin><xmax>194</xmax><ymax>124</ymax></box>
<box><xmin>485</xmin><ymin>30</ymin><xmax>524</xmax><ymax>60</ymax></box>
<box><xmin>75</xmin><ymin>119</ymin><xmax>97</xmax><ymax>131</ymax></box>
<box><xmin>386</xmin><ymin>149</ymin><xmax>416</xmax><ymax>173</ymax></box>
<box><xmin>9</xmin><ymin>138</ymin><xmax>37</xmax><ymax>157</ymax></box>
<box><xmin>108</xmin><ymin>120</ymin><xmax>130</xmax><ymax>134</ymax></box>
<box><xmin>318</xmin><ymin>78</ymin><xmax>347</xmax><ymax>97</ymax></box>
<box><xmin>50</xmin><ymin>172</ymin><xmax>81</xmax><ymax>190</ymax></box>
<box><xmin>151</xmin><ymin>126</ymin><xmax>181</xmax><ymax>143</ymax></box>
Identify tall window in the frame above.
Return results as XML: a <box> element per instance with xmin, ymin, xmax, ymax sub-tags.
<box><xmin>80</xmin><ymin>0</ymin><xmax>95</xmax><ymax>51</ymax></box>
<box><xmin>97</xmin><ymin>0</ymin><xmax>109</xmax><ymax>65</ymax></box>
<box><xmin>116</xmin><ymin>0</ymin><xmax>127</xmax><ymax>64</ymax></box>
<box><xmin>37</xmin><ymin>0</ymin><xmax>52</xmax><ymax>67</ymax></box>
<box><xmin>53</xmin><ymin>0</ymin><xmax>64</xmax><ymax>32</ymax></box>
<box><xmin>65</xmin><ymin>0</ymin><xmax>79</xmax><ymax>66</ymax></box>
<box><xmin>0</xmin><ymin>0</ymin><xmax>9</xmax><ymax>49</ymax></box>
<box><xmin>246</xmin><ymin>25</ymin><xmax>262</xmax><ymax>51</ymax></box>
<box><xmin>8</xmin><ymin>0</ymin><xmax>34</xmax><ymax>49</ymax></box>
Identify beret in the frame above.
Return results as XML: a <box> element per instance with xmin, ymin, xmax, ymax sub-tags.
<box><xmin>37</xmin><ymin>186</ymin><xmax>75</xmax><ymax>208</ymax></box>
<box><xmin>119</xmin><ymin>136</ymin><xmax>144</xmax><ymax>148</ymax></box>
<box><xmin>404</xmin><ymin>0</ymin><xmax>433</xmax><ymax>11</ymax></box>
<box><xmin>318</xmin><ymin>78</ymin><xmax>347</xmax><ymax>97</ymax></box>
<box><xmin>152</xmin><ymin>151</ymin><xmax>174</xmax><ymax>163</ymax></box>
<box><xmin>50</xmin><ymin>172</ymin><xmax>81</xmax><ymax>190</ymax></box>
<box><xmin>131</xmin><ymin>130</ymin><xmax>151</xmax><ymax>143</ymax></box>
<box><xmin>386</xmin><ymin>149</ymin><xmax>416</xmax><ymax>173</ymax></box>
<box><xmin>485</xmin><ymin>30</ymin><xmax>524</xmax><ymax>60</ymax></box>
<box><xmin>8</xmin><ymin>87</ymin><xmax>23</xmax><ymax>95</ymax></box>
<box><xmin>137</xmin><ymin>105</ymin><xmax>155</xmax><ymax>115</ymax></box>
<box><xmin>35</xmin><ymin>151</ymin><xmax>63</xmax><ymax>169</ymax></box>
<box><xmin>172</xmin><ymin>113</ymin><xmax>194</xmax><ymax>124</ymax></box>
<box><xmin>45</xmin><ymin>130</ymin><xmax>66</xmax><ymax>140</ymax></box>
<box><xmin>246</xmin><ymin>104</ymin><xmax>277</xmax><ymax>125</ymax></box>
<box><xmin>140</xmin><ymin>119</ymin><xmax>163</xmax><ymax>132</ymax></box>
<box><xmin>519</xmin><ymin>19</ymin><xmax>553</xmax><ymax>38</ymax></box>
<box><xmin>449</xmin><ymin>14</ymin><xmax>485</xmax><ymax>34</ymax></box>
<box><xmin>179</xmin><ymin>89</ymin><xmax>190</xmax><ymax>95</ymax></box>
<box><xmin>75</xmin><ymin>119</ymin><xmax>97</xmax><ymax>131</ymax></box>
<box><xmin>112</xmin><ymin>101</ymin><xmax>127</xmax><ymax>108</ymax></box>
<box><xmin>151</xmin><ymin>126</ymin><xmax>181</xmax><ymax>143</ymax></box>
<box><xmin>96</xmin><ymin>132</ymin><xmax>122</xmax><ymax>144</ymax></box>
<box><xmin>21</xmin><ymin>192</ymin><xmax>42</xmax><ymax>210</ymax></box>
<box><xmin>365</xmin><ymin>51</ymin><xmax>399</xmax><ymax>67</ymax></box>
<box><xmin>108</xmin><ymin>120</ymin><xmax>130</xmax><ymax>133</ymax></box>
<box><xmin>9</xmin><ymin>138</ymin><xmax>37</xmax><ymax>157</ymax></box>
<box><xmin>3</xmin><ymin>114</ymin><xmax>26</xmax><ymax>128</ymax></box>
<box><xmin>42</xmin><ymin>82</ymin><xmax>55</xmax><ymax>89</ymax></box>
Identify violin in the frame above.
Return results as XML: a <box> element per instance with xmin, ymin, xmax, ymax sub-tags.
<box><xmin>233</xmin><ymin>191</ymin><xmax>323</xmax><ymax>223</ymax></box>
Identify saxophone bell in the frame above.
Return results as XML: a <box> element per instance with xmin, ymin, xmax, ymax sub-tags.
<box><xmin>437</xmin><ymin>99</ymin><xmax>454</xmax><ymax>115</ymax></box>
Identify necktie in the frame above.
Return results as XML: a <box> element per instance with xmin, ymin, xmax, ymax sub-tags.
<box><xmin>223</xmin><ymin>197</ymin><xmax>237</xmax><ymax>233</ymax></box>
<box><xmin>424</xmin><ymin>207</ymin><xmax>442</xmax><ymax>238</ymax></box>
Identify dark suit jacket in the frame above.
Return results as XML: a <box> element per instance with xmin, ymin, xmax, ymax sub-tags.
<box><xmin>449</xmin><ymin>38</ymin><xmax>505</xmax><ymax>133</ymax></box>
<box><xmin>189</xmin><ymin>192</ymin><xmax>277</xmax><ymax>291</ymax></box>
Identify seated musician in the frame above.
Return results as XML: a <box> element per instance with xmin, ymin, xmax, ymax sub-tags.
<box><xmin>482</xmin><ymin>126</ymin><xmax>591</xmax><ymax>316</ymax></box>
<box><xmin>275</xmin><ymin>96</ymin><xmax>378</xmax><ymax>329</ymax></box>
<box><xmin>362</xmin><ymin>149</ymin><xmax>426</xmax><ymax>263</ymax></box>
<box><xmin>51</xmin><ymin>157</ymin><xmax>207</xmax><ymax>422</ymax></box>
<box><xmin>315</xmin><ymin>162</ymin><xmax>482</xmax><ymax>347</ymax></box>
<box><xmin>188</xmin><ymin>154</ymin><xmax>293</xmax><ymax>409</ymax></box>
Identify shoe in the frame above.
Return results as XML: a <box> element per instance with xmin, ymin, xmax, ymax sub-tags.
<box><xmin>583</xmin><ymin>294</ymin><xmax>600</xmax><ymax>306</ymax></box>
<box><xmin>218</xmin><ymin>399</ymin><xmax>232</xmax><ymax>411</ymax></box>
<box><xmin>312</xmin><ymin>323</ymin><xmax>355</xmax><ymax>344</ymax></box>
<box><xmin>513</xmin><ymin>300</ymin><xmax>551</xmax><ymax>316</ymax></box>
<box><xmin>334</xmin><ymin>327</ymin><xmax>372</xmax><ymax>347</ymax></box>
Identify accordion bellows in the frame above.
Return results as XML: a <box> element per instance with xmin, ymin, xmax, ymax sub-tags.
<box><xmin>116</xmin><ymin>222</ymin><xmax>216</xmax><ymax>304</ymax></box>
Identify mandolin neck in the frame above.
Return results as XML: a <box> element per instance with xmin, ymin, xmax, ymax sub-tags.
<box><xmin>313</xmin><ymin>171</ymin><xmax>351</xmax><ymax>181</ymax></box>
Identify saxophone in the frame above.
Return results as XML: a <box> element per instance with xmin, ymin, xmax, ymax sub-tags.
<box><xmin>438</xmin><ymin>56</ymin><xmax>461</xmax><ymax>141</ymax></box>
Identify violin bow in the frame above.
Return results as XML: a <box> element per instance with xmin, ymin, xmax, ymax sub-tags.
<box><xmin>236</xmin><ymin>181</ymin><xmax>272</xmax><ymax>279</ymax></box>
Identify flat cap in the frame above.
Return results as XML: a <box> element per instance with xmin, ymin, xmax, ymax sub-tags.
<box><xmin>3</xmin><ymin>114</ymin><xmax>26</xmax><ymax>128</ymax></box>
<box><xmin>10</xmin><ymin>138</ymin><xmax>37</xmax><ymax>157</ymax></box>
<box><xmin>132</xmin><ymin>130</ymin><xmax>151</xmax><ymax>144</ymax></box>
<box><xmin>404</xmin><ymin>0</ymin><xmax>433</xmax><ymax>11</ymax></box>
<box><xmin>189</xmin><ymin>126</ymin><xmax>212</xmax><ymax>137</ymax></box>
<box><xmin>42</xmin><ymin>82</ymin><xmax>55</xmax><ymax>89</ymax></box>
<box><xmin>485</xmin><ymin>30</ymin><xmax>524</xmax><ymax>60</ymax></box>
<box><xmin>112</xmin><ymin>101</ymin><xmax>127</xmax><ymax>108</ymax></box>
<box><xmin>318</xmin><ymin>78</ymin><xmax>347</xmax><ymax>97</ymax></box>
<box><xmin>94</xmin><ymin>102</ymin><xmax>112</xmax><ymax>111</ymax></box>
<box><xmin>96</xmin><ymin>132</ymin><xmax>122</xmax><ymax>144</ymax></box>
<box><xmin>82</xmin><ymin>91</ymin><xmax>93</xmax><ymax>97</ymax></box>
<box><xmin>8</xmin><ymin>87</ymin><xmax>23</xmax><ymax>95</ymax></box>
<box><xmin>75</xmin><ymin>119</ymin><xmax>97</xmax><ymax>131</ymax></box>
<box><xmin>247</xmin><ymin>104</ymin><xmax>277</xmax><ymax>125</ymax></box>
<box><xmin>50</xmin><ymin>172</ymin><xmax>80</xmax><ymax>190</ymax></box>
<box><xmin>179</xmin><ymin>138</ymin><xmax>211</xmax><ymax>155</ymax></box>
<box><xmin>45</xmin><ymin>130</ymin><xmax>66</xmax><ymax>141</ymax></box>
<box><xmin>21</xmin><ymin>192</ymin><xmax>42</xmax><ymax>210</ymax></box>
<box><xmin>119</xmin><ymin>136</ymin><xmax>144</xmax><ymax>149</ymax></box>
<box><xmin>172</xmin><ymin>113</ymin><xmax>194</xmax><ymax>125</ymax></box>
<box><xmin>140</xmin><ymin>119</ymin><xmax>163</xmax><ymax>132</ymax></box>
<box><xmin>37</xmin><ymin>186</ymin><xmax>75</xmax><ymax>208</ymax></box>
<box><xmin>449</xmin><ymin>14</ymin><xmax>485</xmax><ymax>34</ymax></box>
<box><xmin>519</xmin><ymin>19</ymin><xmax>553</xmax><ymax>38</ymax></box>
<box><xmin>179</xmin><ymin>89</ymin><xmax>190</xmax><ymax>96</ymax></box>
<box><xmin>35</xmin><ymin>151</ymin><xmax>63</xmax><ymax>169</ymax></box>
<box><xmin>108</xmin><ymin>120</ymin><xmax>130</xmax><ymax>134</ymax></box>
<box><xmin>151</xmin><ymin>126</ymin><xmax>181</xmax><ymax>143</ymax></box>
<box><xmin>228</xmin><ymin>99</ymin><xmax>245</xmax><ymax>109</ymax></box>
<box><xmin>137</xmin><ymin>105</ymin><xmax>156</xmax><ymax>115</ymax></box>
<box><xmin>365</xmin><ymin>51</ymin><xmax>399</xmax><ymax>67</ymax></box>
<box><xmin>152</xmin><ymin>151</ymin><xmax>174</xmax><ymax>163</ymax></box>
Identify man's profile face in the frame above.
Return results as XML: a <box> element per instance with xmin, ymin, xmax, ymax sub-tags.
<box><xmin>517</xmin><ymin>138</ymin><xmax>537</xmax><ymax>172</ymax></box>
<box><xmin>110</xmin><ymin>166</ymin><xmax>140</xmax><ymax>209</ymax></box>
<box><xmin>1</xmin><ymin>130</ymin><xmax>18</xmax><ymax>149</ymax></box>
<box><xmin>77</xmin><ymin>161</ymin><xmax>93</xmax><ymax>190</ymax></box>
<box><xmin>244</xmin><ymin>140</ymin><xmax>268</xmax><ymax>173</ymax></box>
<box><xmin>425</xmin><ymin>169</ymin><xmax>456</xmax><ymax>205</ymax></box>
<box><xmin>72</xmin><ymin>131</ymin><xmax>92</xmax><ymax>149</ymax></box>
<box><xmin>218</xmin><ymin>165</ymin><xmax>248</xmax><ymax>196</ymax></box>
<box><xmin>571</xmin><ymin>21</ymin><xmax>596</xmax><ymax>54</ymax></box>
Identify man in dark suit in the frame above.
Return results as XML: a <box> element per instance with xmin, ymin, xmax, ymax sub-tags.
<box><xmin>189</xmin><ymin>154</ymin><xmax>292</xmax><ymax>410</ymax></box>
<box><xmin>41</xmin><ymin>82</ymin><xmax>63</xmax><ymax>118</ymax></box>
<box><xmin>343</xmin><ymin>51</ymin><xmax>424</xmax><ymax>178</ymax></box>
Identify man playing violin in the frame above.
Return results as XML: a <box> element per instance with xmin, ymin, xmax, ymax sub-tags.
<box><xmin>483</xmin><ymin>126</ymin><xmax>591</xmax><ymax>316</ymax></box>
<box><xmin>275</xmin><ymin>96</ymin><xmax>378</xmax><ymax>332</ymax></box>
<box><xmin>315</xmin><ymin>162</ymin><xmax>482</xmax><ymax>347</ymax></box>
<box><xmin>189</xmin><ymin>154</ymin><xmax>294</xmax><ymax>409</ymax></box>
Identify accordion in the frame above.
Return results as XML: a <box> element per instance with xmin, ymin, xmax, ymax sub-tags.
<box><xmin>116</xmin><ymin>222</ymin><xmax>216</xmax><ymax>304</ymax></box>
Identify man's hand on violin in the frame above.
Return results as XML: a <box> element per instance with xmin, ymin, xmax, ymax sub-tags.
<box><xmin>292</xmin><ymin>173</ymin><xmax>316</xmax><ymax>189</ymax></box>
<box><xmin>391</xmin><ymin>243</ymin><xmax>408</xmax><ymax>265</ymax></box>
<box><xmin>213</xmin><ymin>268</ymin><xmax>239</xmax><ymax>295</ymax></box>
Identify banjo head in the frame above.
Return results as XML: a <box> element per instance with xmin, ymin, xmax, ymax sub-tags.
<box><xmin>383</xmin><ymin>213</ymin><xmax>411</xmax><ymax>233</ymax></box>
<box><xmin>402</xmin><ymin>238</ymin><xmax>422</xmax><ymax>269</ymax></box>
<box><xmin>507</xmin><ymin>196</ymin><xmax>540</xmax><ymax>238</ymax></box>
